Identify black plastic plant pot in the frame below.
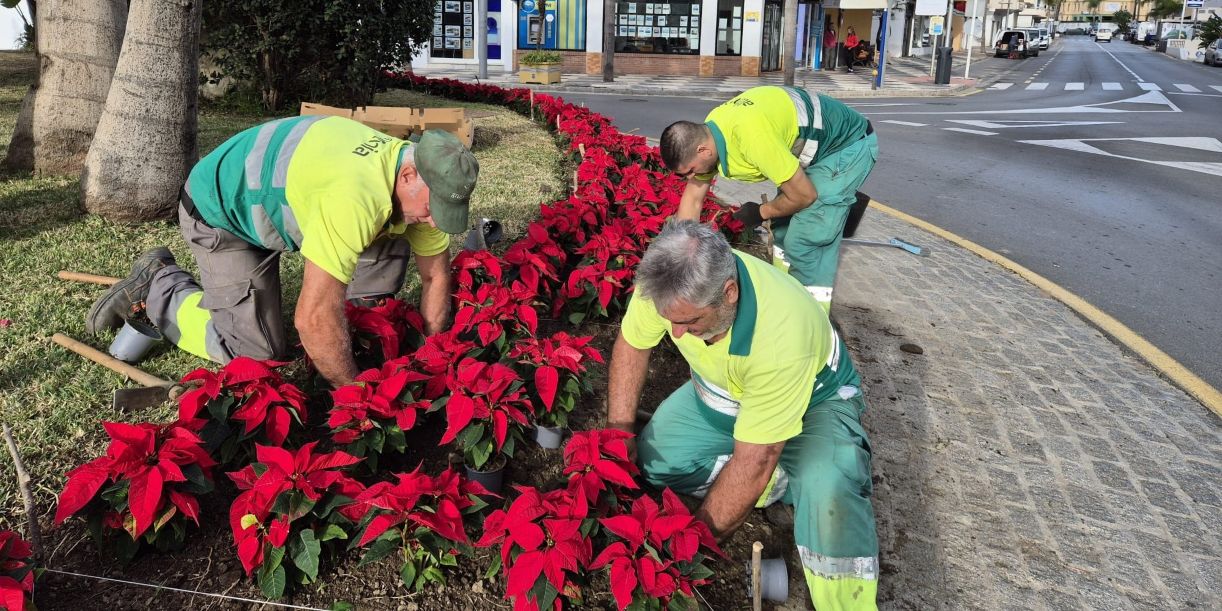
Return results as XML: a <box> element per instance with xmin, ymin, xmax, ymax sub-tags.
<box><xmin>746</xmin><ymin>557</ymin><xmax>789</xmax><ymax>602</ymax></box>
<box><xmin>533</xmin><ymin>425</ymin><xmax>566</xmax><ymax>449</ymax></box>
<box><xmin>108</xmin><ymin>319</ymin><xmax>163</xmax><ymax>364</ymax></box>
<box><xmin>465</xmin><ymin>458</ymin><xmax>506</xmax><ymax>495</ymax></box>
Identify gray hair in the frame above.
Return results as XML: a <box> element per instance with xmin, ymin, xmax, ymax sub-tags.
<box><xmin>635</xmin><ymin>220</ymin><xmax>736</xmax><ymax>313</ymax></box>
<box><xmin>659</xmin><ymin>121</ymin><xmax>709</xmax><ymax>171</ymax></box>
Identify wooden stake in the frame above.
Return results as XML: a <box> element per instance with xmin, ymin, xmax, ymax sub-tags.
<box><xmin>751</xmin><ymin>541</ymin><xmax>764</xmax><ymax>611</ymax></box>
<box><xmin>3</xmin><ymin>423</ymin><xmax>44</xmax><ymax>562</ymax></box>
<box><xmin>57</xmin><ymin>271</ymin><xmax>120</xmax><ymax>286</ymax></box>
<box><xmin>578</xmin><ymin>143</ymin><xmax>586</xmax><ymax>158</ymax></box>
<box><xmin>529</xmin><ymin>89</ymin><xmax>535</xmax><ymax>121</ymax></box>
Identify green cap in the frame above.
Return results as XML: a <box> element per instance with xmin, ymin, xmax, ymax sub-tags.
<box><xmin>414</xmin><ymin>130</ymin><xmax>479</xmax><ymax>234</ymax></box>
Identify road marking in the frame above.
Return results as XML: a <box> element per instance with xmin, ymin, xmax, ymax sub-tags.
<box><xmin>1019</xmin><ymin>136</ymin><xmax>1222</xmax><ymax>178</ymax></box>
<box><xmin>1138</xmin><ymin>82</ymin><xmax>1162</xmax><ymax>91</ymax></box>
<box><xmin>946</xmin><ymin>119</ymin><xmax>1123</xmax><ymax>129</ymax></box>
<box><xmin>943</xmin><ymin>127</ymin><xmax>998</xmax><ymax>135</ymax></box>
<box><xmin>864</xmin><ymin>90</ymin><xmax>1181</xmax><ymax>116</ymax></box>
<box><xmin>879</xmin><ymin>120</ymin><xmax>928</xmax><ymax>126</ymax></box>
<box><xmin>1102</xmin><ymin>82</ymin><xmax>1122</xmax><ymax>90</ymax></box>
<box><xmin>1168</xmin><ymin>92</ymin><xmax>1222</xmax><ymax>98</ymax></box>
<box><xmin>1065</xmin><ymin>82</ymin><xmax>1084</xmax><ymax>90</ymax></box>
<box><xmin>1173</xmin><ymin>84</ymin><xmax>1201</xmax><ymax>92</ymax></box>
<box><xmin>990</xmin><ymin>83</ymin><xmax>1014</xmax><ymax>90</ymax></box>
<box><xmin>1098</xmin><ymin>44</ymin><xmax>1145</xmax><ymax>81</ymax></box>
<box><xmin>1214</xmin><ymin>86</ymin><xmax>1222</xmax><ymax>93</ymax></box>
<box><xmin>1027</xmin><ymin>82</ymin><xmax>1049</xmax><ymax>90</ymax></box>
<box><xmin>868</xmin><ymin>200</ymin><xmax>1222</xmax><ymax>418</ymax></box>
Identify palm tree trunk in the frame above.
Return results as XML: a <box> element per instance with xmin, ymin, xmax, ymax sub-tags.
<box><xmin>3</xmin><ymin>0</ymin><xmax>126</xmax><ymax>176</ymax></box>
<box><xmin>80</xmin><ymin>0</ymin><xmax>202</xmax><ymax>223</ymax></box>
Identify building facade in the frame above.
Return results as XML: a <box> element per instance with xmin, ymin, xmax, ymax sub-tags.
<box><xmin>415</xmin><ymin>0</ymin><xmax>903</xmax><ymax>76</ymax></box>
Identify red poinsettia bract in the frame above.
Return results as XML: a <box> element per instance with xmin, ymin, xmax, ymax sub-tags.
<box><xmin>477</xmin><ymin>486</ymin><xmax>593</xmax><ymax>611</ymax></box>
<box><xmin>177</xmin><ymin>356</ymin><xmax>308</xmax><ymax>446</ymax></box>
<box><xmin>54</xmin><ymin>421</ymin><xmax>215</xmax><ymax>538</ymax></box>
<box><xmin>562</xmin><ymin>429</ymin><xmax>640</xmax><ymax>503</ymax></box>
<box><xmin>0</xmin><ymin>529</ymin><xmax>35</xmax><ymax>611</ymax></box>
<box><xmin>590</xmin><ymin>489</ymin><xmax>724</xmax><ymax>611</ymax></box>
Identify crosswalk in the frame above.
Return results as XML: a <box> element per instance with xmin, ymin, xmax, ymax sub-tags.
<box><xmin>989</xmin><ymin>82</ymin><xmax>1222</xmax><ymax>93</ymax></box>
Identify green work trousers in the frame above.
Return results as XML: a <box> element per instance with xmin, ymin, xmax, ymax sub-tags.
<box><xmin>771</xmin><ymin>132</ymin><xmax>879</xmax><ymax>310</ymax></box>
<box><xmin>638</xmin><ymin>381</ymin><xmax>878</xmax><ymax>610</ymax></box>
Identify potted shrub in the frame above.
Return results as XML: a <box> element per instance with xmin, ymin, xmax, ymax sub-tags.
<box><xmin>520</xmin><ymin>50</ymin><xmax>563</xmax><ymax>85</ymax></box>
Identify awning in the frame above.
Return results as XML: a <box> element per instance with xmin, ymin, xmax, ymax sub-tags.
<box><xmin>839</xmin><ymin>0</ymin><xmax>888</xmax><ymax>9</ymax></box>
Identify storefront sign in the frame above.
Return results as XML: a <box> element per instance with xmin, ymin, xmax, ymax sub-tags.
<box><xmin>745</xmin><ymin>10</ymin><xmax>760</xmax><ymax>22</ymax></box>
<box><xmin>915</xmin><ymin>0</ymin><xmax>948</xmax><ymax>16</ymax></box>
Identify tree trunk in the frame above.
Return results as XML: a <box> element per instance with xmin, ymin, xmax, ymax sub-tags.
<box><xmin>783</xmin><ymin>0</ymin><xmax>798</xmax><ymax>86</ymax></box>
<box><xmin>603</xmin><ymin>0</ymin><xmax>615</xmax><ymax>82</ymax></box>
<box><xmin>81</xmin><ymin>0</ymin><xmax>201</xmax><ymax>222</ymax></box>
<box><xmin>3</xmin><ymin>0</ymin><xmax>126</xmax><ymax>175</ymax></box>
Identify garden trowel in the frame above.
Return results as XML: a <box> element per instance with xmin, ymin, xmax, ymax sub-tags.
<box><xmin>51</xmin><ymin>333</ymin><xmax>188</xmax><ymax>411</ymax></box>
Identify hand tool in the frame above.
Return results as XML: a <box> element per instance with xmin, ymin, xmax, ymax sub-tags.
<box><xmin>50</xmin><ymin>333</ymin><xmax>189</xmax><ymax>411</ymax></box>
<box><xmin>842</xmin><ymin>236</ymin><xmax>930</xmax><ymax>257</ymax></box>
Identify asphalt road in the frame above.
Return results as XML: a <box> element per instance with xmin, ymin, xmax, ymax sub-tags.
<box><xmin>550</xmin><ymin>36</ymin><xmax>1222</xmax><ymax>390</ymax></box>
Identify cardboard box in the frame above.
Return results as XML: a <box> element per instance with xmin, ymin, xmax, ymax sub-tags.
<box><xmin>300</xmin><ymin>102</ymin><xmax>473</xmax><ymax>148</ymax></box>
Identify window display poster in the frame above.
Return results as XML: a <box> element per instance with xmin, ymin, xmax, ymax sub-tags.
<box><xmin>463</xmin><ymin>13</ymin><xmax>472</xmax><ymax>25</ymax></box>
<box><xmin>444</xmin><ymin>1</ymin><xmax>460</xmax><ymax>12</ymax></box>
<box><xmin>445</xmin><ymin>37</ymin><xmax>460</xmax><ymax>48</ymax></box>
<box><xmin>445</xmin><ymin>24</ymin><xmax>461</xmax><ymax>37</ymax></box>
<box><xmin>645</xmin><ymin>3</ymin><xmax>654</xmax><ymax>14</ymax></box>
<box><xmin>434</xmin><ymin>36</ymin><xmax>443</xmax><ymax>47</ymax></box>
<box><xmin>434</xmin><ymin>24</ymin><xmax>443</xmax><ymax>36</ymax></box>
<box><xmin>464</xmin><ymin>26</ymin><xmax>473</xmax><ymax>37</ymax></box>
<box><xmin>463</xmin><ymin>1</ymin><xmax>473</xmax><ymax>12</ymax></box>
<box><xmin>463</xmin><ymin>38</ymin><xmax>474</xmax><ymax>49</ymax></box>
<box><xmin>691</xmin><ymin>4</ymin><xmax>700</xmax><ymax>15</ymax></box>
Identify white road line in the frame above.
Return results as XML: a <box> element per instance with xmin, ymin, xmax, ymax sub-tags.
<box><xmin>1066</xmin><ymin>82</ymin><xmax>1085</xmax><ymax>90</ymax></box>
<box><xmin>990</xmin><ymin>83</ymin><xmax>1014</xmax><ymax>90</ymax></box>
<box><xmin>1214</xmin><ymin>86</ymin><xmax>1222</xmax><ymax>93</ymax></box>
<box><xmin>1173</xmin><ymin>84</ymin><xmax>1201</xmax><ymax>92</ymax></box>
<box><xmin>1102</xmin><ymin>82</ymin><xmax>1122</xmax><ymax>90</ymax></box>
<box><xmin>1027</xmin><ymin>82</ymin><xmax>1049</xmax><ymax>90</ymax></box>
<box><xmin>879</xmin><ymin>120</ymin><xmax>928</xmax><ymax>126</ymax></box>
<box><xmin>1097</xmin><ymin>44</ymin><xmax>1145</xmax><ymax>81</ymax></box>
<box><xmin>943</xmin><ymin>127</ymin><xmax>998</xmax><ymax>136</ymax></box>
<box><xmin>1138</xmin><ymin>82</ymin><xmax>1162</xmax><ymax>91</ymax></box>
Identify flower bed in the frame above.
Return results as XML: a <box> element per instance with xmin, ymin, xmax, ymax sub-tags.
<box><xmin>45</xmin><ymin>74</ymin><xmax>757</xmax><ymax>610</ymax></box>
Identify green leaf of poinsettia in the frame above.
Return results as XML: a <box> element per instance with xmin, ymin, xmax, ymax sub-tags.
<box><xmin>318</xmin><ymin>523</ymin><xmax>349</xmax><ymax>542</ymax></box>
<box><xmin>359</xmin><ymin>536</ymin><xmax>400</xmax><ymax>567</ymax></box>
<box><xmin>400</xmin><ymin>559</ymin><xmax>418</xmax><ymax>590</ymax></box>
<box><xmin>260</xmin><ymin>564</ymin><xmax>287</xmax><ymax>599</ymax></box>
<box><xmin>291</xmin><ymin>529</ymin><xmax>321</xmax><ymax>582</ymax></box>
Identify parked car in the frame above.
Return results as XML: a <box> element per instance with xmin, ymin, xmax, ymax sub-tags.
<box><xmin>995</xmin><ymin>30</ymin><xmax>1036</xmax><ymax>58</ymax></box>
<box><xmin>1037</xmin><ymin>27</ymin><xmax>1051</xmax><ymax>49</ymax></box>
<box><xmin>1206</xmin><ymin>39</ymin><xmax>1222</xmax><ymax>67</ymax></box>
<box><xmin>1095</xmin><ymin>29</ymin><xmax>1114</xmax><ymax>42</ymax></box>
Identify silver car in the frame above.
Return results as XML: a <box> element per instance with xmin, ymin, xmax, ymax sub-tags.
<box><xmin>1206</xmin><ymin>39</ymin><xmax>1222</xmax><ymax>67</ymax></box>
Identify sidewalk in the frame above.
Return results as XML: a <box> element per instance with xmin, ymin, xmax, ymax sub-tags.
<box><xmin>409</xmin><ymin>49</ymin><xmax>1024</xmax><ymax>99</ymax></box>
<box><xmin>707</xmin><ymin>178</ymin><xmax>1221</xmax><ymax>608</ymax></box>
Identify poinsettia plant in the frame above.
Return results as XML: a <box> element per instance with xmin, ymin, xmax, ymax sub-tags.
<box><xmin>0</xmin><ymin>530</ymin><xmax>36</xmax><ymax>611</ymax></box>
<box><xmin>328</xmin><ymin>362</ymin><xmax>433</xmax><ymax>471</ymax></box>
<box><xmin>227</xmin><ymin>443</ymin><xmax>363</xmax><ymax>598</ymax></box>
<box><xmin>590</xmin><ymin>489</ymin><xmax>725</xmax><ymax>611</ymax></box>
<box><xmin>348</xmin><ymin>467</ymin><xmax>490</xmax><ymax>591</ymax></box>
<box><xmin>477</xmin><ymin>486</ymin><xmax>595</xmax><ymax>611</ymax></box>
<box><xmin>508</xmin><ymin>333</ymin><xmax>604</xmax><ymax>430</ymax></box>
<box><xmin>177</xmin><ymin>357</ymin><xmax>309</xmax><ymax>466</ymax></box>
<box><xmin>562</xmin><ymin>429</ymin><xmax>640</xmax><ymax>510</ymax></box>
<box><xmin>53</xmin><ymin>420</ymin><xmax>216</xmax><ymax>561</ymax></box>
<box><xmin>345</xmin><ymin>297</ymin><xmax>426</xmax><ymax>367</ymax></box>
<box><xmin>437</xmin><ymin>358</ymin><xmax>534</xmax><ymax>471</ymax></box>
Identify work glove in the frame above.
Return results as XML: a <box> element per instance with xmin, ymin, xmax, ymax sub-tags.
<box><xmin>732</xmin><ymin>202</ymin><xmax>765</xmax><ymax>229</ymax></box>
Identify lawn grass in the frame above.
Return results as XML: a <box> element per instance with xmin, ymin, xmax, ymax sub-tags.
<box><xmin>0</xmin><ymin>52</ymin><xmax>566</xmax><ymax>529</ymax></box>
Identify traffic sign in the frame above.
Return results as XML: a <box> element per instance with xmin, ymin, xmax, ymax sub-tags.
<box><xmin>1185</xmin><ymin>0</ymin><xmax>1203</xmax><ymax>6</ymax></box>
<box><xmin>930</xmin><ymin>16</ymin><xmax>945</xmax><ymax>36</ymax></box>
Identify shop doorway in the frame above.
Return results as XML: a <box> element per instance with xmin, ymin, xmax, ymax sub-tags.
<box><xmin>761</xmin><ymin>0</ymin><xmax>783</xmax><ymax>71</ymax></box>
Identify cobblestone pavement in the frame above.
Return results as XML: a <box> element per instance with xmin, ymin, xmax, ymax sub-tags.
<box><xmin>408</xmin><ymin>49</ymin><xmax>1024</xmax><ymax>99</ymax></box>
<box><xmin>711</xmin><ymin>180</ymin><xmax>1221</xmax><ymax>609</ymax></box>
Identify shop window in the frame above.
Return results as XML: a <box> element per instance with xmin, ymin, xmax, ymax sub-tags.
<box><xmin>517</xmin><ymin>0</ymin><xmax>588</xmax><ymax>52</ymax></box>
<box><xmin>716</xmin><ymin>0</ymin><xmax>744</xmax><ymax>55</ymax></box>
<box><xmin>430</xmin><ymin>0</ymin><xmax>504</xmax><ymax>59</ymax></box>
<box><xmin>615</xmin><ymin>1</ymin><xmax>701</xmax><ymax>55</ymax></box>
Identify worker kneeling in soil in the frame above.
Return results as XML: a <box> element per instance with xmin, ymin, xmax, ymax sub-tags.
<box><xmin>607</xmin><ymin>220</ymin><xmax>877</xmax><ymax>610</ymax></box>
<box><xmin>85</xmin><ymin>117</ymin><xmax>478</xmax><ymax>387</ymax></box>
<box><xmin>660</xmin><ymin>85</ymin><xmax>878</xmax><ymax>313</ymax></box>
